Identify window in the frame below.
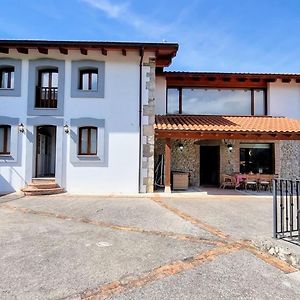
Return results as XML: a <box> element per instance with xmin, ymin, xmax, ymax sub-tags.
<box><xmin>0</xmin><ymin>67</ymin><xmax>14</xmax><ymax>89</ymax></box>
<box><xmin>0</xmin><ymin>125</ymin><xmax>11</xmax><ymax>154</ymax></box>
<box><xmin>240</xmin><ymin>143</ymin><xmax>274</xmax><ymax>174</ymax></box>
<box><xmin>36</xmin><ymin>69</ymin><xmax>58</xmax><ymax>108</ymax></box>
<box><xmin>167</xmin><ymin>87</ymin><xmax>266</xmax><ymax>116</ymax></box>
<box><xmin>78</xmin><ymin>127</ymin><xmax>97</xmax><ymax>155</ymax></box>
<box><xmin>79</xmin><ymin>69</ymin><xmax>98</xmax><ymax>91</ymax></box>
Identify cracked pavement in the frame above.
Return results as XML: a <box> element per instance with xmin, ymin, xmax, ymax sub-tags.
<box><xmin>0</xmin><ymin>194</ymin><xmax>300</xmax><ymax>299</ymax></box>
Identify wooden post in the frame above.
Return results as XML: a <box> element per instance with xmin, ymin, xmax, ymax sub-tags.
<box><xmin>165</xmin><ymin>138</ymin><xmax>171</xmax><ymax>193</ymax></box>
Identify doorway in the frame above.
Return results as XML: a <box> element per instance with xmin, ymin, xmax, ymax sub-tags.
<box><xmin>200</xmin><ymin>145</ymin><xmax>220</xmax><ymax>186</ymax></box>
<box><xmin>35</xmin><ymin>125</ymin><xmax>56</xmax><ymax>178</ymax></box>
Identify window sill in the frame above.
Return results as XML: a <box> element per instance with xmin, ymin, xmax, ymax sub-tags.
<box><xmin>0</xmin><ymin>88</ymin><xmax>14</xmax><ymax>90</ymax></box>
<box><xmin>77</xmin><ymin>154</ymin><xmax>98</xmax><ymax>158</ymax></box>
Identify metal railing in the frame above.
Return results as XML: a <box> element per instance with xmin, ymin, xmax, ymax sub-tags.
<box><xmin>35</xmin><ymin>86</ymin><xmax>58</xmax><ymax>108</ymax></box>
<box><xmin>273</xmin><ymin>178</ymin><xmax>300</xmax><ymax>242</ymax></box>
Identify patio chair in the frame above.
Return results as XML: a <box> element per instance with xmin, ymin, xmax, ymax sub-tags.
<box><xmin>220</xmin><ymin>174</ymin><xmax>236</xmax><ymax>189</ymax></box>
<box><xmin>245</xmin><ymin>174</ymin><xmax>258</xmax><ymax>191</ymax></box>
<box><xmin>259</xmin><ymin>174</ymin><xmax>273</xmax><ymax>191</ymax></box>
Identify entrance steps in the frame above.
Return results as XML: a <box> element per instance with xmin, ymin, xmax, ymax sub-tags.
<box><xmin>21</xmin><ymin>178</ymin><xmax>64</xmax><ymax>196</ymax></box>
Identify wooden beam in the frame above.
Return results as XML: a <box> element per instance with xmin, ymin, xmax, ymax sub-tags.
<box><xmin>38</xmin><ymin>47</ymin><xmax>48</xmax><ymax>54</ymax></box>
<box><xmin>17</xmin><ymin>47</ymin><xmax>28</xmax><ymax>54</ymax></box>
<box><xmin>0</xmin><ymin>47</ymin><xmax>9</xmax><ymax>54</ymax></box>
<box><xmin>155</xmin><ymin>130</ymin><xmax>300</xmax><ymax>141</ymax></box>
<box><xmin>122</xmin><ymin>49</ymin><xmax>127</xmax><ymax>56</ymax></box>
<box><xmin>80</xmin><ymin>48</ymin><xmax>88</xmax><ymax>55</ymax></box>
<box><xmin>164</xmin><ymin>138</ymin><xmax>171</xmax><ymax>192</ymax></box>
<box><xmin>282</xmin><ymin>78</ymin><xmax>291</xmax><ymax>83</ymax></box>
<box><xmin>101</xmin><ymin>48</ymin><xmax>107</xmax><ymax>56</ymax></box>
<box><xmin>59</xmin><ymin>47</ymin><xmax>68</xmax><ymax>55</ymax></box>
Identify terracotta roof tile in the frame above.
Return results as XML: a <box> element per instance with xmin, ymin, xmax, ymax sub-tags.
<box><xmin>154</xmin><ymin>115</ymin><xmax>300</xmax><ymax>134</ymax></box>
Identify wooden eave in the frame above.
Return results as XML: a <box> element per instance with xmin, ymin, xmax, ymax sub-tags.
<box><xmin>155</xmin><ymin>129</ymin><xmax>300</xmax><ymax>141</ymax></box>
<box><xmin>0</xmin><ymin>40</ymin><xmax>178</xmax><ymax>67</ymax></box>
<box><xmin>160</xmin><ymin>72</ymin><xmax>300</xmax><ymax>88</ymax></box>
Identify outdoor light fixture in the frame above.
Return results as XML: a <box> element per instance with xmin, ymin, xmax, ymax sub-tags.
<box><xmin>64</xmin><ymin>124</ymin><xmax>70</xmax><ymax>134</ymax></box>
<box><xmin>227</xmin><ymin>143</ymin><xmax>233</xmax><ymax>152</ymax></box>
<box><xmin>18</xmin><ymin>123</ymin><xmax>25</xmax><ymax>133</ymax></box>
<box><xmin>178</xmin><ymin>143</ymin><xmax>184</xmax><ymax>151</ymax></box>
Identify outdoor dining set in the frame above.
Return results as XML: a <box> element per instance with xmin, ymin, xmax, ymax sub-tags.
<box><xmin>220</xmin><ymin>173</ymin><xmax>274</xmax><ymax>191</ymax></box>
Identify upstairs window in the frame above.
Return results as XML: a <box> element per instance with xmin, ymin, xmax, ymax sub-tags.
<box><xmin>78</xmin><ymin>127</ymin><xmax>97</xmax><ymax>155</ymax></box>
<box><xmin>0</xmin><ymin>125</ymin><xmax>11</xmax><ymax>155</ymax></box>
<box><xmin>0</xmin><ymin>67</ymin><xmax>14</xmax><ymax>89</ymax></box>
<box><xmin>35</xmin><ymin>68</ymin><xmax>58</xmax><ymax>108</ymax></box>
<box><xmin>79</xmin><ymin>69</ymin><xmax>98</xmax><ymax>91</ymax></box>
<box><xmin>167</xmin><ymin>87</ymin><xmax>267</xmax><ymax>116</ymax></box>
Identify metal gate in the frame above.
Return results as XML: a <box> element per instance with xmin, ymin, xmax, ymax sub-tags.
<box><xmin>273</xmin><ymin>178</ymin><xmax>300</xmax><ymax>243</ymax></box>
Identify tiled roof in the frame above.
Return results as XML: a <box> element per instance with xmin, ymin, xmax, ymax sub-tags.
<box><xmin>154</xmin><ymin>115</ymin><xmax>300</xmax><ymax>134</ymax></box>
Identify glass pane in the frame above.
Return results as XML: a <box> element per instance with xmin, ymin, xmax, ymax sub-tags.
<box><xmin>10</xmin><ymin>71</ymin><xmax>14</xmax><ymax>89</ymax></box>
<box><xmin>254</xmin><ymin>90</ymin><xmax>265</xmax><ymax>115</ymax></box>
<box><xmin>90</xmin><ymin>128</ymin><xmax>97</xmax><ymax>154</ymax></box>
<box><xmin>82</xmin><ymin>73</ymin><xmax>89</xmax><ymax>90</ymax></box>
<box><xmin>41</xmin><ymin>73</ymin><xmax>49</xmax><ymax>87</ymax></box>
<box><xmin>91</xmin><ymin>73</ymin><xmax>98</xmax><ymax>91</ymax></box>
<box><xmin>167</xmin><ymin>89</ymin><xmax>179</xmax><ymax>114</ymax></box>
<box><xmin>80</xmin><ymin>128</ymin><xmax>88</xmax><ymax>154</ymax></box>
<box><xmin>51</xmin><ymin>72</ymin><xmax>58</xmax><ymax>87</ymax></box>
<box><xmin>182</xmin><ymin>88</ymin><xmax>251</xmax><ymax>115</ymax></box>
<box><xmin>1</xmin><ymin>72</ymin><xmax>8</xmax><ymax>88</ymax></box>
<box><xmin>0</xmin><ymin>127</ymin><xmax>4</xmax><ymax>152</ymax></box>
<box><xmin>6</xmin><ymin>127</ymin><xmax>10</xmax><ymax>152</ymax></box>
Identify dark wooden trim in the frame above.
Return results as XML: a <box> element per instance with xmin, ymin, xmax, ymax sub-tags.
<box><xmin>101</xmin><ymin>48</ymin><xmax>107</xmax><ymax>56</ymax></box>
<box><xmin>155</xmin><ymin>130</ymin><xmax>300</xmax><ymax>141</ymax></box>
<box><xmin>80</xmin><ymin>48</ymin><xmax>88</xmax><ymax>55</ymax></box>
<box><xmin>178</xmin><ymin>88</ymin><xmax>182</xmax><ymax>114</ymax></box>
<box><xmin>251</xmin><ymin>89</ymin><xmax>254</xmax><ymax>115</ymax></box>
<box><xmin>16</xmin><ymin>47</ymin><xmax>28</xmax><ymax>54</ymax></box>
<box><xmin>79</xmin><ymin>69</ymin><xmax>98</xmax><ymax>91</ymax></box>
<box><xmin>0</xmin><ymin>47</ymin><xmax>9</xmax><ymax>54</ymax></box>
<box><xmin>59</xmin><ymin>47</ymin><xmax>68</xmax><ymax>55</ymax></box>
<box><xmin>38</xmin><ymin>47</ymin><xmax>48</xmax><ymax>54</ymax></box>
<box><xmin>0</xmin><ymin>67</ymin><xmax>14</xmax><ymax>89</ymax></box>
<box><xmin>0</xmin><ymin>125</ymin><xmax>10</xmax><ymax>154</ymax></box>
<box><xmin>164</xmin><ymin>138</ymin><xmax>171</xmax><ymax>189</ymax></box>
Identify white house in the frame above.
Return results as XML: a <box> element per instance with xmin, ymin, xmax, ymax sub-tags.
<box><xmin>1</xmin><ymin>40</ymin><xmax>300</xmax><ymax>195</ymax></box>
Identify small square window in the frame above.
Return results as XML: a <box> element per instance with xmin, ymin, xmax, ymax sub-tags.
<box><xmin>79</xmin><ymin>69</ymin><xmax>98</xmax><ymax>91</ymax></box>
<box><xmin>0</xmin><ymin>67</ymin><xmax>14</xmax><ymax>89</ymax></box>
<box><xmin>78</xmin><ymin>126</ymin><xmax>97</xmax><ymax>155</ymax></box>
<box><xmin>0</xmin><ymin>125</ymin><xmax>11</xmax><ymax>154</ymax></box>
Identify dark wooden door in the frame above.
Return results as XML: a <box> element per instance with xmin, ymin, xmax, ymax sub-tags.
<box><xmin>200</xmin><ymin>146</ymin><xmax>220</xmax><ymax>186</ymax></box>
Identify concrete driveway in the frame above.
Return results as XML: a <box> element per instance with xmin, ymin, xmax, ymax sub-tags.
<box><xmin>0</xmin><ymin>192</ymin><xmax>300</xmax><ymax>300</ymax></box>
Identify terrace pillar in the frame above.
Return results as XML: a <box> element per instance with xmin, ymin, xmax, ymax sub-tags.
<box><xmin>165</xmin><ymin>138</ymin><xmax>171</xmax><ymax>193</ymax></box>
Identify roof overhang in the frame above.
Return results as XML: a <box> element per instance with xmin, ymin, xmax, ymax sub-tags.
<box><xmin>160</xmin><ymin>71</ymin><xmax>300</xmax><ymax>88</ymax></box>
<box><xmin>0</xmin><ymin>40</ymin><xmax>179</xmax><ymax>67</ymax></box>
<box><xmin>155</xmin><ymin>115</ymin><xmax>300</xmax><ymax>140</ymax></box>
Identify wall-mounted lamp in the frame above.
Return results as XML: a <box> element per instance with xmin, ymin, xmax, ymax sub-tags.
<box><xmin>18</xmin><ymin>123</ymin><xmax>25</xmax><ymax>133</ymax></box>
<box><xmin>64</xmin><ymin>124</ymin><xmax>70</xmax><ymax>134</ymax></box>
<box><xmin>227</xmin><ymin>143</ymin><xmax>233</xmax><ymax>152</ymax></box>
<box><xmin>178</xmin><ymin>143</ymin><xmax>184</xmax><ymax>151</ymax></box>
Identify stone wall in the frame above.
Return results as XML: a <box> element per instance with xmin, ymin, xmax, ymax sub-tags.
<box><xmin>142</xmin><ymin>58</ymin><xmax>156</xmax><ymax>193</ymax></box>
<box><xmin>280</xmin><ymin>141</ymin><xmax>300</xmax><ymax>179</ymax></box>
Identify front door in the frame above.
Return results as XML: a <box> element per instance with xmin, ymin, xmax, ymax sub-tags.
<box><xmin>35</xmin><ymin>126</ymin><xmax>56</xmax><ymax>177</ymax></box>
<box><xmin>200</xmin><ymin>146</ymin><xmax>220</xmax><ymax>186</ymax></box>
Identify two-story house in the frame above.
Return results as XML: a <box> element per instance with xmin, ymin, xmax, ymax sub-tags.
<box><xmin>1</xmin><ymin>39</ymin><xmax>300</xmax><ymax>195</ymax></box>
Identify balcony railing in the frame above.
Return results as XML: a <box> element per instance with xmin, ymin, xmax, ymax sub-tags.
<box><xmin>35</xmin><ymin>86</ymin><xmax>58</xmax><ymax>108</ymax></box>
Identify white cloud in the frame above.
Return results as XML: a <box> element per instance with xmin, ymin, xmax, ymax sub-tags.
<box><xmin>82</xmin><ymin>0</ymin><xmax>127</xmax><ymax>18</ymax></box>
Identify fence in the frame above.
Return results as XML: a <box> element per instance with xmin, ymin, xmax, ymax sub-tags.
<box><xmin>273</xmin><ymin>178</ymin><xmax>300</xmax><ymax>242</ymax></box>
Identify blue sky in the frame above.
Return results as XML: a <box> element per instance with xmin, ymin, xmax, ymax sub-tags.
<box><xmin>1</xmin><ymin>0</ymin><xmax>300</xmax><ymax>73</ymax></box>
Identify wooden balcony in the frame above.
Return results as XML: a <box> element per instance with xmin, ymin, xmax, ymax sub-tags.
<box><xmin>35</xmin><ymin>86</ymin><xmax>58</xmax><ymax>108</ymax></box>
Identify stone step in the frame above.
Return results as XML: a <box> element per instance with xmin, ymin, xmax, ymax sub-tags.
<box><xmin>21</xmin><ymin>187</ymin><xmax>65</xmax><ymax>196</ymax></box>
<box><xmin>27</xmin><ymin>182</ymin><xmax>58</xmax><ymax>189</ymax></box>
<box><xmin>32</xmin><ymin>178</ymin><xmax>55</xmax><ymax>184</ymax></box>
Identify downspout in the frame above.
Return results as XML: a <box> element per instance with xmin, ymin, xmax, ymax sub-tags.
<box><xmin>138</xmin><ymin>48</ymin><xmax>144</xmax><ymax>193</ymax></box>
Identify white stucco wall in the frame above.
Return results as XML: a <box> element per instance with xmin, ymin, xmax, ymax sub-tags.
<box><xmin>268</xmin><ymin>80</ymin><xmax>300</xmax><ymax>120</ymax></box>
<box><xmin>0</xmin><ymin>49</ymin><xmax>154</xmax><ymax>194</ymax></box>
<box><xmin>155</xmin><ymin>76</ymin><xmax>167</xmax><ymax>115</ymax></box>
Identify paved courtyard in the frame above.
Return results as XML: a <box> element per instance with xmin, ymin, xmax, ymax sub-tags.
<box><xmin>1</xmin><ymin>192</ymin><xmax>300</xmax><ymax>299</ymax></box>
